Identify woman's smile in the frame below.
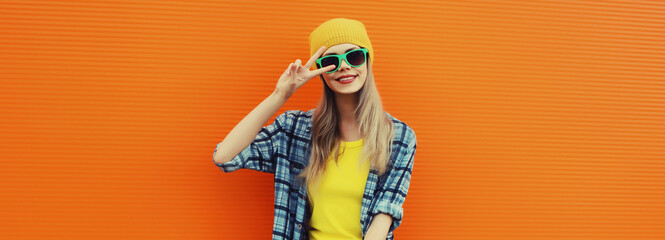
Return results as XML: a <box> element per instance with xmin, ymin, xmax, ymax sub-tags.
<box><xmin>336</xmin><ymin>75</ymin><xmax>357</xmax><ymax>84</ymax></box>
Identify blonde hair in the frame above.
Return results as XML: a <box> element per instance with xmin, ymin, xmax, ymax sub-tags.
<box><xmin>296</xmin><ymin>58</ymin><xmax>395</xmax><ymax>188</ymax></box>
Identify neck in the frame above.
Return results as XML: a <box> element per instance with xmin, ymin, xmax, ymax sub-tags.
<box><xmin>335</xmin><ymin>92</ymin><xmax>359</xmax><ymax>123</ymax></box>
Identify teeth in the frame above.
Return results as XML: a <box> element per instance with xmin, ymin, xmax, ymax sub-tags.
<box><xmin>338</xmin><ymin>76</ymin><xmax>355</xmax><ymax>81</ymax></box>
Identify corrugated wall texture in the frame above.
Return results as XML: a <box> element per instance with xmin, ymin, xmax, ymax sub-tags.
<box><xmin>1</xmin><ymin>0</ymin><xmax>663</xmax><ymax>239</ymax></box>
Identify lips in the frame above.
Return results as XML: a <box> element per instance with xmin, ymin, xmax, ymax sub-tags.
<box><xmin>336</xmin><ymin>74</ymin><xmax>357</xmax><ymax>81</ymax></box>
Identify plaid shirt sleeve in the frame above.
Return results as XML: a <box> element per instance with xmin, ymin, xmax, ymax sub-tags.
<box><xmin>370</xmin><ymin>125</ymin><xmax>417</xmax><ymax>234</ymax></box>
<box><xmin>213</xmin><ymin>112</ymin><xmax>289</xmax><ymax>174</ymax></box>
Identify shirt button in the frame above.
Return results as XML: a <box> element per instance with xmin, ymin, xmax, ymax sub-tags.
<box><xmin>297</xmin><ymin>224</ymin><xmax>302</xmax><ymax>230</ymax></box>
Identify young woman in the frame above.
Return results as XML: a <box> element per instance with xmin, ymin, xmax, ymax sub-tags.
<box><xmin>213</xmin><ymin>18</ymin><xmax>416</xmax><ymax>240</ymax></box>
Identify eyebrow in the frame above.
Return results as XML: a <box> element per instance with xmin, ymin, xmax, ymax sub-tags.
<box><xmin>323</xmin><ymin>47</ymin><xmax>360</xmax><ymax>57</ymax></box>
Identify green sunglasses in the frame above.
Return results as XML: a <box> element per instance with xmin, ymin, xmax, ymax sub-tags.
<box><xmin>316</xmin><ymin>48</ymin><xmax>369</xmax><ymax>73</ymax></box>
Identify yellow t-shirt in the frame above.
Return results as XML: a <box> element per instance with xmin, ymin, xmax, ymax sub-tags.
<box><xmin>307</xmin><ymin>138</ymin><xmax>371</xmax><ymax>240</ymax></box>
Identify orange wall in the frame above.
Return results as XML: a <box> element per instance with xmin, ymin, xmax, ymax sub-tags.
<box><xmin>1</xmin><ymin>0</ymin><xmax>664</xmax><ymax>239</ymax></box>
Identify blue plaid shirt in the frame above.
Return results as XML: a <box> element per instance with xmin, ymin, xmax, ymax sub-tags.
<box><xmin>214</xmin><ymin>109</ymin><xmax>416</xmax><ymax>240</ymax></box>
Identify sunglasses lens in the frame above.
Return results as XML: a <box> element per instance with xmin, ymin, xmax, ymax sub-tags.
<box><xmin>320</xmin><ymin>57</ymin><xmax>338</xmax><ymax>71</ymax></box>
<box><xmin>347</xmin><ymin>50</ymin><xmax>366</xmax><ymax>66</ymax></box>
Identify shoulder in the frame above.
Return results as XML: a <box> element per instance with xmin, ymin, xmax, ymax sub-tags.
<box><xmin>274</xmin><ymin>109</ymin><xmax>315</xmax><ymax>137</ymax></box>
<box><xmin>385</xmin><ymin>112</ymin><xmax>416</xmax><ymax>147</ymax></box>
<box><xmin>277</xmin><ymin>109</ymin><xmax>314</xmax><ymax>124</ymax></box>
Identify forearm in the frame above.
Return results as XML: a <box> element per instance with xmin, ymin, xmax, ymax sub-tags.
<box><xmin>213</xmin><ymin>90</ymin><xmax>287</xmax><ymax>164</ymax></box>
<box><xmin>364</xmin><ymin>213</ymin><xmax>392</xmax><ymax>240</ymax></box>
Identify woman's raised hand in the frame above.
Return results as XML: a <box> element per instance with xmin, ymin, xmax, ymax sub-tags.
<box><xmin>274</xmin><ymin>46</ymin><xmax>337</xmax><ymax>99</ymax></box>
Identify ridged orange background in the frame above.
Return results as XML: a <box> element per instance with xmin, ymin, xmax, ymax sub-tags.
<box><xmin>1</xmin><ymin>0</ymin><xmax>664</xmax><ymax>239</ymax></box>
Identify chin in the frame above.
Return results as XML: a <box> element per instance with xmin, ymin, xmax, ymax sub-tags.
<box><xmin>334</xmin><ymin>86</ymin><xmax>362</xmax><ymax>94</ymax></box>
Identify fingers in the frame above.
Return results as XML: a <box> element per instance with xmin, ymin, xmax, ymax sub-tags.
<box><xmin>285</xmin><ymin>59</ymin><xmax>301</xmax><ymax>77</ymax></box>
<box><xmin>310</xmin><ymin>64</ymin><xmax>336</xmax><ymax>76</ymax></box>
<box><xmin>304</xmin><ymin>46</ymin><xmax>326</xmax><ymax>69</ymax></box>
<box><xmin>285</xmin><ymin>63</ymin><xmax>292</xmax><ymax>76</ymax></box>
<box><xmin>291</xmin><ymin>61</ymin><xmax>298</xmax><ymax>81</ymax></box>
<box><xmin>284</xmin><ymin>63</ymin><xmax>297</xmax><ymax>76</ymax></box>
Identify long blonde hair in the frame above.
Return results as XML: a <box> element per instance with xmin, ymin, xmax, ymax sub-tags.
<box><xmin>296</xmin><ymin>58</ymin><xmax>395</xmax><ymax>188</ymax></box>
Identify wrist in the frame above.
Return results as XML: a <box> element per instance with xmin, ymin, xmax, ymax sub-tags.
<box><xmin>272</xmin><ymin>89</ymin><xmax>290</xmax><ymax>102</ymax></box>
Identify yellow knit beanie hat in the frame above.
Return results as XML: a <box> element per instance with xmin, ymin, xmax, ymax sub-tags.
<box><xmin>309</xmin><ymin>18</ymin><xmax>373</xmax><ymax>70</ymax></box>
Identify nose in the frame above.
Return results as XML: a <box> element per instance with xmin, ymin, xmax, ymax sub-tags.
<box><xmin>336</xmin><ymin>58</ymin><xmax>351</xmax><ymax>72</ymax></box>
